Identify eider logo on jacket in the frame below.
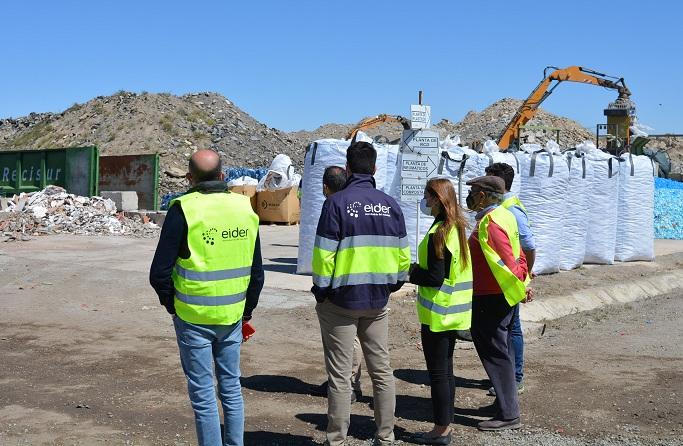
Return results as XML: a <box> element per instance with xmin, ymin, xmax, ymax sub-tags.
<box><xmin>202</xmin><ymin>228</ymin><xmax>217</xmax><ymax>245</ymax></box>
<box><xmin>363</xmin><ymin>203</ymin><xmax>392</xmax><ymax>217</ymax></box>
<box><xmin>346</xmin><ymin>201</ymin><xmax>361</xmax><ymax>218</ymax></box>
<box><xmin>202</xmin><ymin>227</ymin><xmax>249</xmax><ymax>246</ymax></box>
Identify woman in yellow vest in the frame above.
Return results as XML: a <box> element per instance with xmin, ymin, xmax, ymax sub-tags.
<box><xmin>408</xmin><ymin>178</ymin><xmax>472</xmax><ymax>445</ymax></box>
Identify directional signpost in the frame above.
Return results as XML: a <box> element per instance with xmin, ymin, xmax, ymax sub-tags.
<box><xmin>399</xmin><ymin>128</ymin><xmax>440</xmax><ymax>201</ymax></box>
<box><xmin>398</xmin><ymin>94</ymin><xmax>440</xmax><ymax>257</ymax></box>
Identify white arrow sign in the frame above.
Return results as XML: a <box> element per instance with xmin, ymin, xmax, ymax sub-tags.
<box><xmin>400</xmin><ymin>129</ymin><xmax>440</xmax><ymax>156</ymax></box>
<box><xmin>401</xmin><ymin>153</ymin><xmax>439</xmax><ymax>179</ymax></box>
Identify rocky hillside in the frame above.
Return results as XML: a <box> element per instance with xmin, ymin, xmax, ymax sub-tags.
<box><xmin>435</xmin><ymin>98</ymin><xmax>595</xmax><ymax>147</ymax></box>
<box><xmin>293</xmin><ymin>98</ymin><xmax>596</xmax><ymax>149</ymax></box>
<box><xmin>0</xmin><ymin>91</ymin><xmax>304</xmax><ymax>195</ymax></box>
<box><xmin>1</xmin><ymin>92</ymin><xmax>678</xmax><ymax>196</ymax></box>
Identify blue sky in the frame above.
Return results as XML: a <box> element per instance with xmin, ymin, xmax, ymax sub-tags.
<box><xmin>2</xmin><ymin>0</ymin><xmax>681</xmax><ymax>134</ymax></box>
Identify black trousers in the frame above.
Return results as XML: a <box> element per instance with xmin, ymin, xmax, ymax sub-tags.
<box><xmin>471</xmin><ymin>294</ymin><xmax>520</xmax><ymax>420</ymax></box>
<box><xmin>421</xmin><ymin>324</ymin><xmax>457</xmax><ymax>426</ymax></box>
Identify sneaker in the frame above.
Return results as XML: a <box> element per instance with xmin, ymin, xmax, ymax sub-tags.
<box><xmin>488</xmin><ymin>381</ymin><xmax>524</xmax><ymax>396</ymax></box>
<box><xmin>371</xmin><ymin>437</ymin><xmax>394</xmax><ymax>446</ymax></box>
<box><xmin>477</xmin><ymin>417</ymin><xmax>522</xmax><ymax>431</ymax></box>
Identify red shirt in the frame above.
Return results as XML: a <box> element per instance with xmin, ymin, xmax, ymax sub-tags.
<box><xmin>468</xmin><ymin>207</ymin><xmax>528</xmax><ymax>296</ymax></box>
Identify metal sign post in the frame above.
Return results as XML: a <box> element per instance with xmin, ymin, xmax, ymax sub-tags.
<box><xmin>398</xmin><ymin>94</ymin><xmax>439</xmax><ymax>258</ymax></box>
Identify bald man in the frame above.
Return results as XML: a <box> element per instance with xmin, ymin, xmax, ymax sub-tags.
<box><xmin>150</xmin><ymin>149</ymin><xmax>264</xmax><ymax>446</ymax></box>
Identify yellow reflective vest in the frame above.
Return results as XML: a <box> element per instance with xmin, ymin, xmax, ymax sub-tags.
<box><xmin>417</xmin><ymin>222</ymin><xmax>473</xmax><ymax>332</ymax></box>
<box><xmin>171</xmin><ymin>191</ymin><xmax>259</xmax><ymax>325</ymax></box>
<box><xmin>477</xmin><ymin>206</ymin><xmax>527</xmax><ymax>306</ymax></box>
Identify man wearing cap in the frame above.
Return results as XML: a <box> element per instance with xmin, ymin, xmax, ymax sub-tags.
<box><xmin>465</xmin><ymin>175</ymin><xmax>528</xmax><ymax>431</ymax></box>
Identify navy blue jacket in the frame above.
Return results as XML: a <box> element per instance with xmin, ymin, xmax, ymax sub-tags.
<box><xmin>312</xmin><ymin>174</ymin><xmax>407</xmax><ymax>309</ymax></box>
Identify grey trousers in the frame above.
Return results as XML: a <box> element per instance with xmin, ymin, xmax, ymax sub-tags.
<box><xmin>316</xmin><ymin>300</ymin><xmax>395</xmax><ymax>446</ymax></box>
<box><xmin>471</xmin><ymin>294</ymin><xmax>520</xmax><ymax>420</ymax></box>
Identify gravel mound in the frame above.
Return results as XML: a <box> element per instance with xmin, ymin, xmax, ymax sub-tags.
<box><xmin>0</xmin><ymin>91</ymin><xmax>304</xmax><ymax>197</ymax></box>
<box><xmin>435</xmin><ymin>97</ymin><xmax>594</xmax><ymax>146</ymax></box>
<box><xmin>1</xmin><ymin>92</ymin><xmax>678</xmax><ymax>198</ymax></box>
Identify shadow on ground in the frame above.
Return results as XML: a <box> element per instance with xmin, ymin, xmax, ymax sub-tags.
<box><xmin>242</xmin><ymin>374</ymin><xmax>322</xmax><ymax>397</ymax></box>
<box><xmin>263</xmin><ymin>257</ymin><xmax>298</xmax><ymax>274</ymax></box>
<box><xmin>245</xmin><ymin>431</ymin><xmax>317</xmax><ymax>445</ymax></box>
<box><xmin>394</xmin><ymin>368</ymin><xmax>490</xmax><ymax>390</ymax></box>
<box><xmin>296</xmin><ymin>413</ymin><xmax>409</xmax><ymax>442</ymax></box>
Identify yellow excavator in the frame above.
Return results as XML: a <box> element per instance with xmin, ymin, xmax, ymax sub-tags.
<box><xmin>345</xmin><ymin>114</ymin><xmax>411</xmax><ymax>143</ymax></box>
<box><xmin>497</xmin><ymin>66</ymin><xmax>635</xmax><ymax>151</ymax></box>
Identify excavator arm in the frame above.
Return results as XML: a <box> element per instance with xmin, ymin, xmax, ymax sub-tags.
<box><xmin>346</xmin><ymin>114</ymin><xmax>411</xmax><ymax>141</ymax></box>
<box><xmin>498</xmin><ymin>66</ymin><xmax>632</xmax><ymax>149</ymax></box>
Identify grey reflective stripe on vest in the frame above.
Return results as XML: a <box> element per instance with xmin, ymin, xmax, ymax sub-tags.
<box><xmin>175</xmin><ymin>264</ymin><xmax>251</xmax><ymax>282</ymax></box>
<box><xmin>436</xmin><ymin>281</ymin><xmax>473</xmax><ymax>295</ymax></box>
<box><xmin>313</xmin><ymin>274</ymin><xmax>332</xmax><ymax>287</ymax></box>
<box><xmin>331</xmin><ymin>271</ymin><xmax>408</xmax><ymax>288</ymax></box>
<box><xmin>338</xmin><ymin>235</ymin><xmax>409</xmax><ymax>250</ymax></box>
<box><xmin>175</xmin><ymin>290</ymin><xmax>246</xmax><ymax>306</ymax></box>
<box><xmin>418</xmin><ymin>295</ymin><xmax>472</xmax><ymax>315</ymax></box>
<box><xmin>314</xmin><ymin>235</ymin><xmax>339</xmax><ymax>252</ymax></box>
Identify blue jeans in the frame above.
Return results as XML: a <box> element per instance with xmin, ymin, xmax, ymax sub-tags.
<box><xmin>510</xmin><ymin>305</ymin><xmax>524</xmax><ymax>383</ymax></box>
<box><xmin>173</xmin><ymin>316</ymin><xmax>244</xmax><ymax>446</ymax></box>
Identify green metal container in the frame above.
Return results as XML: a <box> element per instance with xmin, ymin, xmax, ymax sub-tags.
<box><xmin>0</xmin><ymin>146</ymin><xmax>99</xmax><ymax>197</ymax></box>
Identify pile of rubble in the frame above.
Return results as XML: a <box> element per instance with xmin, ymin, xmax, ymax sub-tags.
<box><xmin>435</xmin><ymin>98</ymin><xmax>595</xmax><ymax>147</ymax></box>
<box><xmin>0</xmin><ymin>91</ymin><xmax>304</xmax><ymax>197</ymax></box>
<box><xmin>0</xmin><ymin>186</ymin><xmax>160</xmax><ymax>241</ymax></box>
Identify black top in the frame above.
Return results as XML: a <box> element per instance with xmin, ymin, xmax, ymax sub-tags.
<box><xmin>409</xmin><ymin>217</ymin><xmax>452</xmax><ymax>287</ymax></box>
<box><xmin>149</xmin><ymin>181</ymin><xmax>264</xmax><ymax>321</ymax></box>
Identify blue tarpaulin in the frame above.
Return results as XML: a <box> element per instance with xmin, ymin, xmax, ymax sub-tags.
<box><xmin>161</xmin><ymin>166</ymin><xmax>267</xmax><ymax>210</ymax></box>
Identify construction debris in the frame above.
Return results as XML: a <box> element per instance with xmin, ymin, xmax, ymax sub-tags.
<box><xmin>0</xmin><ymin>186</ymin><xmax>159</xmax><ymax>241</ymax></box>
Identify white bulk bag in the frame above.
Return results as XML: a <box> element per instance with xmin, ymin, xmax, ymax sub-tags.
<box><xmin>382</xmin><ymin>143</ymin><xmax>400</xmax><ymax>194</ymax></box>
<box><xmin>296</xmin><ymin>138</ymin><xmax>390</xmax><ymax>274</ymax></box>
<box><xmin>518</xmin><ymin>145</ymin><xmax>569</xmax><ymax>274</ymax></box>
<box><xmin>559</xmin><ymin>151</ymin><xmax>592</xmax><ymax>270</ymax></box>
<box><xmin>297</xmin><ymin>140</ymin><xmax>348</xmax><ymax>274</ymax></box>
<box><xmin>436</xmin><ymin>146</ymin><xmax>482</xmax><ymax>233</ymax></box>
<box><xmin>582</xmin><ymin>144</ymin><xmax>619</xmax><ymax>264</ymax></box>
<box><xmin>480</xmin><ymin>140</ymin><xmax>523</xmax><ymax>196</ymax></box>
<box><xmin>615</xmin><ymin>153</ymin><xmax>655</xmax><ymax>261</ymax></box>
<box><xmin>371</xmin><ymin>141</ymin><xmax>392</xmax><ymax>193</ymax></box>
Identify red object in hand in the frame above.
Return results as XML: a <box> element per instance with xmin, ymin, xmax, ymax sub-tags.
<box><xmin>242</xmin><ymin>321</ymin><xmax>255</xmax><ymax>342</ymax></box>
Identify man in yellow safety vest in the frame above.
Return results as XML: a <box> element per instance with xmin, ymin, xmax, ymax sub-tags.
<box><xmin>150</xmin><ymin>149</ymin><xmax>264</xmax><ymax>446</ymax></box>
<box><xmin>465</xmin><ymin>175</ymin><xmax>528</xmax><ymax>432</ymax></box>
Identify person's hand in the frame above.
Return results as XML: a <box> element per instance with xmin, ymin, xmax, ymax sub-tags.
<box><xmin>409</xmin><ymin>263</ymin><xmax>419</xmax><ymax>275</ymax></box>
<box><xmin>522</xmin><ymin>287</ymin><xmax>535</xmax><ymax>304</ymax></box>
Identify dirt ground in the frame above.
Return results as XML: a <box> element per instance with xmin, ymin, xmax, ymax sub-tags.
<box><xmin>0</xmin><ymin>233</ymin><xmax>681</xmax><ymax>446</ymax></box>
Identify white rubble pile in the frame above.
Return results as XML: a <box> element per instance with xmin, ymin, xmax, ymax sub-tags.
<box><xmin>0</xmin><ymin>186</ymin><xmax>159</xmax><ymax>240</ymax></box>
